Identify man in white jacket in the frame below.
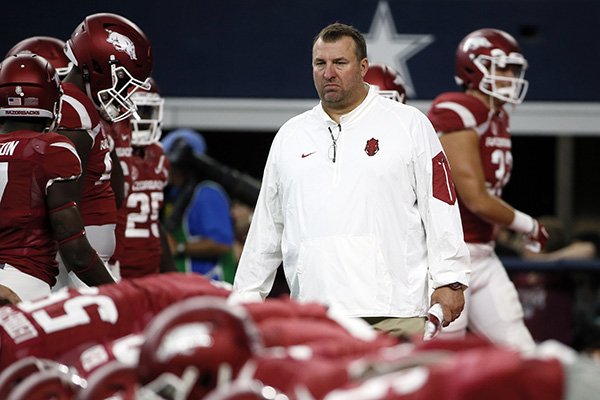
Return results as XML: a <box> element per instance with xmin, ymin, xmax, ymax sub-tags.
<box><xmin>233</xmin><ymin>22</ymin><xmax>470</xmax><ymax>338</ymax></box>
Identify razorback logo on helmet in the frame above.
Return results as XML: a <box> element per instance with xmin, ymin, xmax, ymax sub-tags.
<box><xmin>105</xmin><ymin>29</ymin><xmax>137</xmax><ymax>61</ymax></box>
<box><xmin>462</xmin><ymin>36</ymin><xmax>492</xmax><ymax>52</ymax></box>
<box><xmin>432</xmin><ymin>151</ymin><xmax>457</xmax><ymax>205</ymax></box>
<box><xmin>364</xmin><ymin>138</ymin><xmax>379</xmax><ymax>157</ymax></box>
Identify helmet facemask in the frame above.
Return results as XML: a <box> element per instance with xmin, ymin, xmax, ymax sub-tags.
<box><xmin>474</xmin><ymin>51</ymin><xmax>529</xmax><ymax>105</ymax></box>
<box><xmin>377</xmin><ymin>89</ymin><xmax>405</xmax><ymax>103</ymax></box>
<box><xmin>45</xmin><ymin>94</ymin><xmax>63</xmax><ymax>132</ymax></box>
<box><xmin>95</xmin><ymin>59</ymin><xmax>151</xmax><ymax>122</ymax></box>
<box><xmin>130</xmin><ymin>91</ymin><xmax>163</xmax><ymax>146</ymax></box>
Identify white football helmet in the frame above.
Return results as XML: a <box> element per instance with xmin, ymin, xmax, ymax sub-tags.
<box><xmin>130</xmin><ymin>77</ymin><xmax>163</xmax><ymax>146</ymax></box>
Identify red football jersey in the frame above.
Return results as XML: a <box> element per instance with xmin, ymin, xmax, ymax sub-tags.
<box><xmin>104</xmin><ymin>118</ymin><xmax>132</xmax><ymax>189</ymax></box>
<box><xmin>59</xmin><ymin>83</ymin><xmax>117</xmax><ymax>226</ymax></box>
<box><xmin>0</xmin><ymin>272</ymin><xmax>230</xmax><ymax>369</ymax></box>
<box><xmin>0</xmin><ymin>130</ymin><xmax>81</xmax><ymax>285</ymax></box>
<box><xmin>114</xmin><ymin>143</ymin><xmax>169</xmax><ymax>278</ymax></box>
<box><xmin>427</xmin><ymin>92</ymin><xmax>512</xmax><ymax>243</ymax></box>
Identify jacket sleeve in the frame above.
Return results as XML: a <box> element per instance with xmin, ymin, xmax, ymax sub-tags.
<box><xmin>412</xmin><ymin>112</ymin><xmax>471</xmax><ymax>289</ymax></box>
<box><xmin>232</xmin><ymin>134</ymin><xmax>284</xmax><ymax>301</ymax></box>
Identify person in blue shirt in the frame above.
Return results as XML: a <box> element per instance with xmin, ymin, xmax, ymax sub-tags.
<box><xmin>161</xmin><ymin>129</ymin><xmax>234</xmax><ymax>280</ymax></box>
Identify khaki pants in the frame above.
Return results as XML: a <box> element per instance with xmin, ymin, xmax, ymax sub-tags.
<box><xmin>362</xmin><ymin>316</ymin><xmax>426</xmax><ymax>339</ymax></box>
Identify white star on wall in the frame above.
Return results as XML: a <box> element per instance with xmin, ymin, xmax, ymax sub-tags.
<box><xmin>365</xmin><ymin>1</ymin><xmax>435</xmax><ymax>98</ymax></box>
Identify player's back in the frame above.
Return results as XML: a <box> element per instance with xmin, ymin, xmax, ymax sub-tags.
<box><xmin>0</xmin><ymin>130</ymin><xmax>81</xmax><ymax>284</ymax></box>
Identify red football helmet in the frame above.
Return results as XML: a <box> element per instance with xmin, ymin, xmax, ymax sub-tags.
<box><xmin>0</xmin><ymin>357</ymin><xmax>59</xmax><ymax>399</ymax></box>
<box><xmin>75</xmin><ymin>361</ymin><xmax>138</xmax><ymax>400</ymax></box>
<box><xmin>130</xmin><ymin>77</ymin><xmax>163</xmax><ymax>146</ymax></box>
<box><xmin>455</xmin><ymin>28</ymin><xmax>528</xmax><ymax>104</ymax></box>
<box><xmin>203</xmin><ymin>380</ymin><xmax>288</xmax><ymax>400</ymax></box>
<box><xmin>0</xmin><ymin>53</ymin><xmax>63</xmax><ymax>130</ymax></box>
<box><xmin>64</xmin><ymin>13</ymin><xmax>153</xmax><ymax>122</ymax></box>
<box><xmin>138</xmin><ymin>296</ymin><xmax>263</xmax><ymax>399</ymax></box>
<box><xmin>364</xmin><ymin>63</ymin><xmax>407</xmax><ymax>103</ymax></box>
<box><xmin>6</xmin><ymin>36</ymin><xmax>71</xmax><ymax>78</ymax></box>
<box><xmin>5</xmin><ymin>362</ymin><xmax>83</xmax><ymax>400</ymax></box>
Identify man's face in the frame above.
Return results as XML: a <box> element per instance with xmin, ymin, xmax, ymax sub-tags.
<box><xmin>312</xmin><ymin>36</ymin><xmax>367</xmax><ymax>111</ymax></box>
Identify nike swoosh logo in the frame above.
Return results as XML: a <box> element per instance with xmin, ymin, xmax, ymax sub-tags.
<box><xmin>301</xmin><ymin>152</ymin><xmax>316</xmax><ymax>158</ymax></box>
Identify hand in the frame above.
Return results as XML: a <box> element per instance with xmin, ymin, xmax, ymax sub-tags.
<box><xmin>0</xmin><ymin>284</ymin><xmax>22</xmax><ymax>305</ymax></box>
<box><xmin>524</xmin><ymin>219</ymin><xmax>549</xmax><ymax>253</ymax></box>
<box><xmin>430</xmin><ymin>286</ymin><xmax>465</xmax><ymax>327</ymax></box>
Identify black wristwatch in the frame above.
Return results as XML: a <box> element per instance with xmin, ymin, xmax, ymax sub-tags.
<box><xmin>444</xmin><ymin>282</ymin><xmax>466</xmax><ymax>291</ymax></box>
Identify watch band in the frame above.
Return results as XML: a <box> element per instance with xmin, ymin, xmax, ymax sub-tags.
<box><xmin>445</xmin><ymin>282</ymin><xmax>466</xmax><ymax>291</ymax></box>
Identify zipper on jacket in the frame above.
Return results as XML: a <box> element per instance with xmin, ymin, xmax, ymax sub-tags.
<box><xmin>327</xmin><ymin>124</ymin><xmax>341</xmax><ymax>163</ymax></box>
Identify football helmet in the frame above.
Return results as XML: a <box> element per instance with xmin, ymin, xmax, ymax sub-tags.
<box><xmin>137</xmin><ymin>296</ymin><xmax>263</xmax><ymax>399</ymax></box>
<box><xmin>0</xmin><ymin>357</ymin><xmax>58</xmax><ymax>399</ymax></box>
<box><xmin>6</xmin><ymin>36</ymin><xmax>72</xmax><ymax>78</ymax></box>
<box><xmin>364</xmin><ymin>63</ymin><xmax>407</xmax><ymax>103</ymax></box>
<box><xmin>64</xmin><ymin>13</ymin><xmax>153</xmax><ymax>122</ymax></box>
<box><xmin>0</xmin><ymin>53</ymin><xmax>63</xmax><ymax>130</ymax></box>
<box><xmin>75</xmin><ymin>361</ymin><xmax>138</xmax><ymax>400</ymax></box>
<box><xmin>455</xmin><ymin>28</ymin><xmax>529</xmax><ymax>104</ymax></box>
<box><xmin>4</xmin><ymin>361</ymin><xmax>84</xmax><ymax>400</ymax></box>
<box><xmin>130</xmin><ymin>77</ymin><xmax>163</xmax><ymax>146</ymax></box>
<box><xmin>203</xmin><ymin>380</ymin><xmax>289</xmax><ymax>400</ymax></box>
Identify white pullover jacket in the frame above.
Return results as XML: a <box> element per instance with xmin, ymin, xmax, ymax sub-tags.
<box><xmin>234</xmin><ymin>86</ymin><xmax>470</xmax><ymax>318</ymax></box>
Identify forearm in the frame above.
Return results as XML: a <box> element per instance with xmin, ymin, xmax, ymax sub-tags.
<box><xmin>179</xmin><ymin>238</ymin><xmax>231</xmax><ymax>259</ymax></box>
<box><xmin>159</xmin><ymin>225</ymin><xmax>177</xmax><ymax>273</ymax></box>
<box><xmin>58</xmin><ymin>237</ymin><xmax>115</xmax><ymax>285</ymax></box>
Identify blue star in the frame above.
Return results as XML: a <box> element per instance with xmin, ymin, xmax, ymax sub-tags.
<box><xmin>365</xmin><ymin>1</ymin><xmax>435</xmax><ymax>98</ymax></box>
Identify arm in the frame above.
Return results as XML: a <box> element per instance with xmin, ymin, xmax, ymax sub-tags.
<box><xmin>0</xmin><ymin>284</ymin><xmax>22</xmax><ymax>305</ymax></box>
<box><xmin>57</xmin><ymin>129</ymin><xmax>92</xmax><ymax>204</ymax></box>
<box><xmin>414</xmin><ymin>115</ymin><xmax>470</xmax><ymax>324</ymax></box>
<box><xmin>439</xmin><ymin>129</ymin><xmax>548</xmax><ymax>251</ymax></box>
<box><xmin>232</xmin><ymin>139</ymin><xmax>283</xmax><ymax>301</ymax></box>
<box><xmin>439</xmin><ymin>129</ymin><xmax>515</xmax><ymax>225</ymax></box>
<box><xmin>171</xmin><ymin>237</ymin><xmax>232</xmax><ymax>259</ymax></box>
<box><xmin>159</xmin><ymin>224</ymin><xmax>177</xmax><ymax>273</ymax></box>
<box><xmin>109</xmin><ymin>149</ymin><xmax>125</xmax><ymax>209</ymax></box>
<box><xmin>47</xmin><ymin>180</ymin><xmax>115</xmax><ymax>286</ymax></box>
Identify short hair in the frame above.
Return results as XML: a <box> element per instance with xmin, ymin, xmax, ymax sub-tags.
<box><xmin>313</xmin><ymin>22</ymin><xmax>367</xmax><ymax>61</ymax></box>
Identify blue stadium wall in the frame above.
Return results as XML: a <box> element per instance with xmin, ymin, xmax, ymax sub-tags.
<box><xmin>3</xmin><ymin>0</ymin><xmax>599</xmax><ymax>101</ymax></box>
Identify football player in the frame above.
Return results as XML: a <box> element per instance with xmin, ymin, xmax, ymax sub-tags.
<box><xmin>59</xmin><ymin>13</ymin><xmax>153</xmax><ymax>278</ymax></box>
<box><xmin>0</xmin><ymin>272</ymin><xmax>230</xmax><ymax>370</ymax></box>
<box><xmin>5</xmin><ymin>36</ymin><xmax>72</xmax><ymax>79</ymax></box>
<box><xmin>0</xmin><ymin>53</ymin><xmax>114</xmax><ymax>301</ymax></box>
<box><xmin>108</xmin><ymin>78</ymin><xmax>175</xmax><ymax>279</ymax></box>
<box><xmin>426</xmin><ymin>28</ymin><xmax>548</xmax><ymax>353</ymax></box>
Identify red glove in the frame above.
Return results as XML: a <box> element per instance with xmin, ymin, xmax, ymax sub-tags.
<box><xmin>524</xmin><ymin>219</ymin><xmax>549</xmax><ymax>253</ymax></box>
